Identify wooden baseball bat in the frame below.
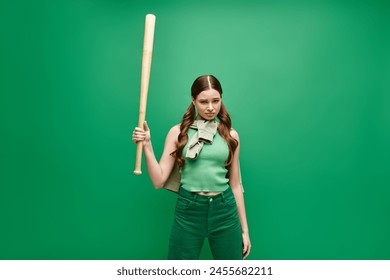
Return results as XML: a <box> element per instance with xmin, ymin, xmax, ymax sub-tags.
<box><xmin>134</xmin><ymin>14</ymin><xmax>156</xmax><ymax>175</ymax></box>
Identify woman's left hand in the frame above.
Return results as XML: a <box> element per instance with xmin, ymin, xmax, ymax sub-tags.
<box><xmin>242</xmin><ymin>233</ymin><xmax>251</xmax><ymax>259</ymax></box>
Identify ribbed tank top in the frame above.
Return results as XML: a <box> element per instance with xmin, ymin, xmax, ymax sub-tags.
<box><xmin>180</xmin><ymin>127</ymin><xmax>230</xmax><ymax>192</ymax></box>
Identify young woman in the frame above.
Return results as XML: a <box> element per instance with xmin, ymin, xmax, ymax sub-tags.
<box><xmin>132</xmin><ymin>74</ymin><xmax>251</xmax><ymax>260</ymax></box>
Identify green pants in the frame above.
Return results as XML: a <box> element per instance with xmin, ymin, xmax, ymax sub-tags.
<box><xmin>168</xmin><ymin>186</ymin><xmax>243</xmax><ymax>260</ymax></box>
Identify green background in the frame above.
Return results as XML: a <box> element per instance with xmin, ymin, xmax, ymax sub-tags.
<box><xmin>1</xmin><ymin>0</ymin><xmax>389</xmax><ymax>260</ymax></box>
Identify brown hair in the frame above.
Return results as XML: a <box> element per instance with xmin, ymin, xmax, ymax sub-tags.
<box><xmin>174</xmin><ymin>75</ymin><xmax>238</xmax><ymax>173</ymax></box>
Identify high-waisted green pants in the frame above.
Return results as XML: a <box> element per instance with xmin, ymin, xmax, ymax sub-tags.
<box><xmin>168</xmin><ymin>186</ymin><xmax>243</xmax><ymax>260</ymax></box>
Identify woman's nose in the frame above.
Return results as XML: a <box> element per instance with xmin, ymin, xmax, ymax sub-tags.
<box><xmin>207</xmin><ymin>103</ymin><xmax>213</xmax><ymax>110</ymax></box>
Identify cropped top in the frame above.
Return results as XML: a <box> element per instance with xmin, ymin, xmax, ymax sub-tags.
<box><xmin>180</xmin><ymin>127</ymin><xmax>230</xmax><ymax>192</ymax></box>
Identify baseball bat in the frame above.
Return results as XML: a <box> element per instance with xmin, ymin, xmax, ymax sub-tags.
<box><xmin>134</xmin><ymin>14</ymin><xmax>156</xmax><ymax>175</ymax></box>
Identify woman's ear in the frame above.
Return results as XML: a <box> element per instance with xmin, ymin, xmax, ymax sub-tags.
<box><xmin>192</xmin><ymin>97</ymin><xmax>195</xmax><ymax>106</ymax></box>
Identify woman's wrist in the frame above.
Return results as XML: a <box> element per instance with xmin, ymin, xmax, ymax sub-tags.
<box><xmin>143</xmin><ymin>141</ymin><xmax>152</xmax><ymax>150</ymax></box>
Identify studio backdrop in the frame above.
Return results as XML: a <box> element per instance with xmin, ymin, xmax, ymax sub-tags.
<box><xmin>1</xmin><ymin>0</ymin><xmax>389</xmax><ymax>259</ymax></box>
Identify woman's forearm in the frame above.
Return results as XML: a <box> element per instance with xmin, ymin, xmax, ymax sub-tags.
<box><xmin>135</xmin><ymin>125</ymin><xmax>178</xmax><ymax>189</ymax></box>
<box><xmin>232</xmin><ymin>187</ymin><xmax>249</xmax><ymax>234</ymax></box>
<box><xmin>142</xmin><ymin>141</ymin><xmax>165</xmax><ymax>189</ymax></box>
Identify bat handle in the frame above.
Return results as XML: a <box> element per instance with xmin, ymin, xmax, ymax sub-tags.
<box><xmin>134</xmin><ymin>115</ymin><xmax>146</xmax><ymax>175</ymax></box>
<box><xmin>134</xmin><ymin>141</ymin><xmax>143</xmax><ymax>175</ymax></box>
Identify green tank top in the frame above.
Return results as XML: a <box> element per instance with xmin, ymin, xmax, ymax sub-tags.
<box><xmin>180</xmin><ymin>128</ymin><xmax>230</xmax><ymax>192</ymax></box>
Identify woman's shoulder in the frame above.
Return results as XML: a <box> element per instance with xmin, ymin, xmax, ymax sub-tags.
<box><xmin>167</xmin><ymin>124</ymin><xmax>181</xmax><ymax>136</ymax></box>
<box><xmin>229</xmin><ymin>128</ymin><xmax>240</xmax><ymax>141</ymax></box>
<box><xmin>164</xmin><ymin>124</ymin><xmax>181</xmax><ymax>144</ymax></box>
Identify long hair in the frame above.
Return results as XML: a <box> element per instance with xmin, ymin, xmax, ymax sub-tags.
<box><xmin>174</xmin><ymin>75</ymin><xmax>238</xmax><ymax>174</ymax></box>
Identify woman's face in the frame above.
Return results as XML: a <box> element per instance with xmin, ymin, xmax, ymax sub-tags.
<box><xmin>192</xmin><ymin>89</ymin><xmax>222</xmax><ymax>120</ymax></box>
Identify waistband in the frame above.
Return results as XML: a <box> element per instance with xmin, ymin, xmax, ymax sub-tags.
<box><xmin>178</xmin><ymin>185</ymin><xmax>233</xmax><ymax>204</ymax></box>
